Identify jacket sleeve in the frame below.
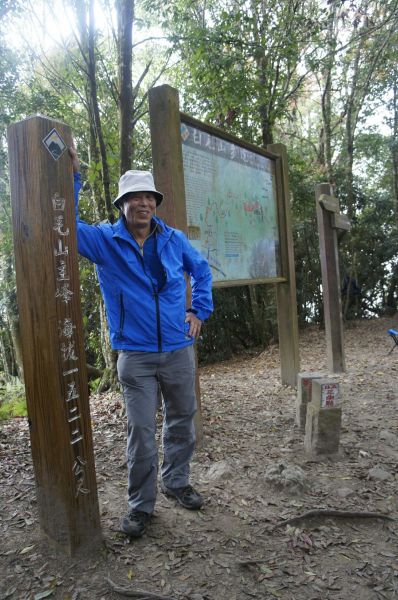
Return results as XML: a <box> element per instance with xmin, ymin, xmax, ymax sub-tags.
<box><xmin>74</xmin><ymin>172</ymin><xmax>106</xmax><ymax>265</ymax></box>
<box><xmin>181</xmin><ymin>233</ymin><xmax>213</xmax><ymax>322</ymax></box>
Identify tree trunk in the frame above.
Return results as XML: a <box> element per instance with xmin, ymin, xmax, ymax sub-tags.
<box><xmin>9</xmin><ymin>316</ymin><xmax>24</xmax><ymax>382</ymax></box>
<box><xmin>117</xmin><ymin>0</ymin><xmax>135</xmax><ymax>174</ymax></box>
<box><xmin>87</xmin><ymin>0</ymin><xmax>114</xmax><ymax>222</ymax></box>
<box><xmin>248</xmin><ymin>285</ymin><xmax>262</xmax><ymax>345</ymax></box>
<box><xmin>0</xmin><ymin>331</ymin><xmax>12</xmax><ymax>382</ymax></box>
<box><xmin>320</xmin><ymin>2</ymin><xmax>337</xmax><ymax>182</ymax></box>
<box><xmin>344</xmin><ymin>40</ymin><xmax>360</xmax><ymax>219</ymax></box>
<box><xmin>342</xmin><ymin>14</ymin><xmax>392</xmax><ymax>219</ymax></box>
<box><xmin>74</xmin><ymin>0</ymin><xmax>114</xmax><ymax>223</ymax></box>
<box><xmin>74</xmin><ymin>0</ymin><xmax>118</xmax><ymax>389</ymax></box>
<box><xmin>260</xmin><ymin>108</ymin><xmax>274</xmax><ymax>146</ymax></box>
<box><xmin>88</xmin><ymin>120</ymin><xmax>106</xmax><ymax>221</ymax></box>
<box><xmin>385</xmin><ymin>269</ymin><xmax>398</xmax><ymax>313</ymax></box>
<box><xmin>97</xmin><ymin>296</ymin><xmax>119</xmax><ymax>392</ymax></box>
<box><xmin>3</xmin><ymin>253</ymin><xmax>24</xmax><ymax>380</ymax></box>
<box><xmin>255</xmin><ymin>0</ymin><xmax>274</xmax><ymax>147</ymax></box>
<box><xmin>392</xmin><ymin>70</ymin><xmax>398</xmax><ymax>224</ymax></box>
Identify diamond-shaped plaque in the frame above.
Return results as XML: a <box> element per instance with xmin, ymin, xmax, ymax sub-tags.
<box><xmin>42</xmin><ymin>128</ymin><xmax>67</xmax><ymax>161</ymax></box>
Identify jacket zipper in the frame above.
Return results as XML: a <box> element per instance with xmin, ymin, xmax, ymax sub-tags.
<box><xmin>157</xmin><ymin>233</ymin><xmax>171</xmax><ymax>291</ymax></box>
<box><xmin>118</xmin><ymin>292</ymin><xmax>125</xmax><ymax>339</ymax></box>
<box><xmin>134</xmin><ymin>249</ymin><xmax>162</xmax><ymax>352</ymax></box>
<box><xmin>153</xmin><ymin>291</ymin><xmax>161</xmax><ymax>351</ymax></box>
<box><xmin>124</xmin><ymin>227</ymin><xmax>174</xmax><ymax>353</ymax></box>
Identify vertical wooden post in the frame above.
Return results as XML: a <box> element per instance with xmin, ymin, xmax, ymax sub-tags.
<box><xmin>315</xmin><ymin>183</ymin><xmax>345</xmax><ymax>372</ymax></box>
<box><xmin>268</xmin><ymin>143</ymin><xmax>300</xmax><ymax>387</ymax></box>
<box><xmin>148</xmin><ymin>85</ymin><xmax>204</xmax><ymax>444</ymax></box>
<box><xmin>8</xmin><ymin>115</ymin><xmax>101</xmax><ymax>554</ymax></box>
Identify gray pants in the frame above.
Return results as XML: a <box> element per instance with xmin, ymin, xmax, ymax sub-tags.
<box><xmin>117</xmin><ymin>345</ymin><xmax>197</xmax><ymax>514</ymax></box>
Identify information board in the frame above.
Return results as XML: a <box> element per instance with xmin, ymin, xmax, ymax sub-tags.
<box><xmin>181</xmin><ymin>119</ymin><xmax>281</xmax><ymax>285</ymax></box>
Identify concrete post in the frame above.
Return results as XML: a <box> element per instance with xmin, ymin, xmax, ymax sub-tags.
<box><xmin>304</xmin><ymin>378</ymin><xmax>342</xmax><ymax>455</ymax></box>
<box><xmin>296</xmin><ymin>372</ymin><xmax>324</xmax><ymax>431</ymax></box>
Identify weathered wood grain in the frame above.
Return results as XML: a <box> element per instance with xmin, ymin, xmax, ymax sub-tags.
<box><xmin>148</xmin><ymin>86</ymin><xmax>204</xmax><ymax>444</ymax></box>
<box><xmin>268</xmin><ymin>143</ymin><xmax>300</xmax><ymax>387</ymax></box>
<box><xmin>8</xmin><ymin>115</ymin><xmax>101</xmax><ymax>554</ymax></box>
<box><xmin>316</xmin><ymin>182</ymin><xmax>346</xmax><ymax>373</ymax></box>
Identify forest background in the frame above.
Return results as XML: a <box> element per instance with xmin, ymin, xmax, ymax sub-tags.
<box><xmin>1</xmin><ymin>0</ymin><xmax>398</xmax><ymax>405</ymax></box>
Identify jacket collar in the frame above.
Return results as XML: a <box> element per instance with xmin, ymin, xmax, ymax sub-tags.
<box><xmin>112</xmin><ymin>215</ymin><xmax>173</xmax><ymax>250</ymax></box>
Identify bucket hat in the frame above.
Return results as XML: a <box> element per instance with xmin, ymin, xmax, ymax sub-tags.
<box><xmin>113</xmin><ymin>170</ymin><xmax>164</xmax><ymax>208</ymax></box>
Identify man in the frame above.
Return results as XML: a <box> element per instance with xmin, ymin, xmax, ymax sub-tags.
<box><xmin>70</xmin><ymin>147</ymin><xmax>213</xmax><ymax>538</ymax></box>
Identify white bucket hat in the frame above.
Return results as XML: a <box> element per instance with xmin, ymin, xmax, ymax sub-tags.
<box><xmin>113</xmin><ymin>170</ymin><xmax>164</xmax><ymax>208</ymax></box>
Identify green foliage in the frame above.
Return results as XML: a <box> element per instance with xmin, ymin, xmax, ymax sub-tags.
<box><xmin>0</xmin><ymin>0</ymin><xmax>398</xmax><ymax>369</ymax></box>
<box><xmin>0</xmin><ymin>377</ymin><xmax>27</xmax><ymax>420</ymax></box>
<box><xmin>146</xmin><ymin>0</ymin><xmax>324</xmax><ymax>145</ymax></box>
<box><xmin>288</xmin><ymin>149</ymin><xmax>324</xmax><ymax>325</ymax></box>
<box><xmin>198</xmin><ymin>284</ymin><xmax>278</xmax><ymax>364</ymax></box>
<box><xmin>338</xmin><ymin>185</ymin><xmax>398</xmax><ymax>316</ymax></box>
<box><xmin>79</xmin><ymin>256</ymin><xmax>104</xmax><ymax>367</ymax></box>
<box><xmin>89</xmin><ymin>377</ymin><xmax>101</xmax><ymax>393</ymax></box>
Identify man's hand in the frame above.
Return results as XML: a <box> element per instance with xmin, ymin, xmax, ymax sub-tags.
<box><xmin>185</xmin><ymin>312</ymin><xmax>202</xmax><ymax>339</ymax></box>
<box><xmin>68</xmin><ymin>144</ymin><xmax>80</xmax><ymax>173</ymax></box>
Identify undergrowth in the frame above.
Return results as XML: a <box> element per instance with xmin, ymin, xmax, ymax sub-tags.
<box><xmin>0</xmin><ymin>377</ymin><xmax>27</xmax><ymax>420</ymax></box>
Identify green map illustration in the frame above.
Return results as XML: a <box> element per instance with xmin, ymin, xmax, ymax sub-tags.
<box><xmin>181</xmin><ymin>122</ymin><xmax>280</xmax><ymax>283</ymax></box>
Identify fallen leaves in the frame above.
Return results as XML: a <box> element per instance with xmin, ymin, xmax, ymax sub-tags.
<box><xmin>20</xmin><ymin>544</ymin><xmax>36</xmax><ymax>555</ymax></box>
<box><xmin>1</xmin><ymin>318</ymin><xmax>398</xmax><ymax>598</ymax></box>
<box><xmin>33</xmin><ymin>590</ymin><xmax>54</xmax><ymax>599</ymax></box>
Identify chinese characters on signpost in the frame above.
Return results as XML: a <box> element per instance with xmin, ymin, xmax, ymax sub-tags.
<box><xmin>321</xmin><ymin>382</ymin><xmax>339</xmax><ymax>408</ymax></box>
<box><xmin>52</xmin><ymin>192</ymin><xmax>89</xmax><ymax>498</ymax></box>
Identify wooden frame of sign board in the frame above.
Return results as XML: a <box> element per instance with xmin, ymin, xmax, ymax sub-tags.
<box><xmin>148</xmin><ymin>85</ymin><xmax>299</xmax><ymax>394</ymax></box>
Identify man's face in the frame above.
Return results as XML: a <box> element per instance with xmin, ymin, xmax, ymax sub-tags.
<box><xmin>121</xmin><ymin>192</ymin><xmax>157</xmax><ymax>229</ymax></box>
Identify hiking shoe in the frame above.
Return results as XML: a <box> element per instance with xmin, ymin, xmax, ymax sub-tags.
<box><xmin>121</xmin><ymin>510</ymin><xmax>150</xmax><ymax>538</ymax></box>
<box><xmin>161</xmin><ymin>483</ymin><xmax>203</xmax><ymax>510</ymax></box>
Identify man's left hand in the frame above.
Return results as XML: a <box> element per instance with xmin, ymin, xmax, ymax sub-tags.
<box><xmin>185</xmin><ymin>312</ymin><xmax>202</xmax><ymax>339</ymax></box>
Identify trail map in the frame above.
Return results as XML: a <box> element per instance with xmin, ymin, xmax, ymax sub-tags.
<box><xmin>181</xmin><ymin>122</ymin><xmax>280</xmax><ymax>284</ymax></box>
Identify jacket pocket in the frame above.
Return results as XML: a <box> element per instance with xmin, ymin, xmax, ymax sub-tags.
<box><xmin>117</xmin><ymin>292</ymin><xmax>125</xmax><ymax>339</ymax></box>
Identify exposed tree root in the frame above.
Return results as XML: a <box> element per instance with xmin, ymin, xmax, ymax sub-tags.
<box><xmin>106</xmin><ymin>576</ymin><xmax>175</xmax><ymax>599</ymax></box>
<box><xmin>270</xmin><ymin>509</ymin><xmax>395</xmax><ymax>530</ymax></box>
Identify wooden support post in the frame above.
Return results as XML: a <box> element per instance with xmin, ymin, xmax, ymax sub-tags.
<box><xmin>315</xmin><ymin>183</ymin><xmax>349</xmax><ymax>373</ymax></box>
<box><xmin>268</xmin><ymin>143</ymin><xmax>300</xmax><ymax>387</ymax></box>
<box><xmin>8</xmin><ymin>115</ymin><xmax>101</xmax><ymax>554</ymax></box>
<box><xmin>148</xmin><ymin>85</ymin><xmax>204</xmax><ymax>444</ymax></box>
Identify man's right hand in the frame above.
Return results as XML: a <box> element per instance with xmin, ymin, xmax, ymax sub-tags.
<box><xmin>68</xmin><ymin>145</ymin><xmax>80</xmax><ymax>174</ymax></box>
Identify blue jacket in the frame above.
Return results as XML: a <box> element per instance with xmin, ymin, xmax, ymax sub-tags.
<box><xmin>74</xmin><ymin>174</ymin><xmax>213</xmax><ymax>352</ymax></box>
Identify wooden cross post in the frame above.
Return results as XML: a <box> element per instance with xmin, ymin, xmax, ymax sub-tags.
<box><xmin>315</xmin><ymin>183</ymin><xmax>351</xmax><ymax>373</ymax></box>
<box><xmin>7</xmin><ymin>115</ymin><xmax>101</xmax><ymax>554</ymax></box>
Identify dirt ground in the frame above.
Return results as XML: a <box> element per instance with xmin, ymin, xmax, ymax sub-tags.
<box><xmin>1</xmin><ymin>317</ymin><xmax>398</xmax><ymax>600</ymax></box>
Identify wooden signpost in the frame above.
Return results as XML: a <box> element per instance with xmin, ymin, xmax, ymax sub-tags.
<box><xmin>148</xmin><ymin>85</ymin><xmax>300</xmax><ymax>390</ymax></box>
<box><xmin>8</xmin><ymin>115</ymin><xmax>101</xmax><ymax>554</ymax></box>
<box><xmin>315</xmin><ymin>183</ymin><xmax>351</xmax><ymax>373</ymax></box>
